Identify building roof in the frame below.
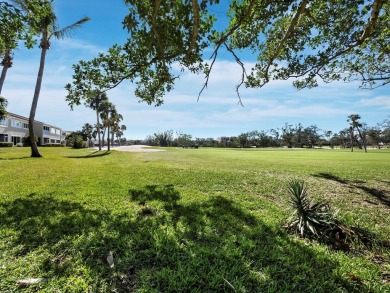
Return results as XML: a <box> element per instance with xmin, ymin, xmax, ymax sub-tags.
<box><xmin>7</xmin><ymin>112</ymin><xmax>61</xmax><ymax>129</ymax></box>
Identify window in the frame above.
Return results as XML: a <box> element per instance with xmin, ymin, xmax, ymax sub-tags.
<box><xmin>43</xmin><ymin>137</ymin><xmax>50</xmax><ymax>144</ymax></box>
<box><xmin>0</xmin><ymin>134</ymin><xmax>8</xmax><ymax>142</ymax></box>
<box><xmin>50</xmin><ymin>139</ymin><xmax>55</xmax><ymax>143</ymax></box>
<box><xmin>11</xmin><ymin>136</ymin><xmax>21</xmax><ymax>145</ymax></box>
<box><xmin>0</xmin><ymin>118</ymin><xmax>7</xmax><ymax>126</ymax></box>
<box><xmin>56</xmin><ymin>129</ymin><xmax>61</xmax><ymax>135</ymax></box>
<box><xmin>11</xmin><ymin>119</ymin><xmax>23</xmax><ymax>128</ymax></box>
<box><xmin>56</xmin><ymin>140</ymin><xmax>60</xmax><ymax>144</ymax></box>
<box><xmin>43</xmin><ymin>126</ymin><xmax>50</xmax><ymax>131</ymax></box>
<box><xmin>50</xmin><ymin>127</ymin><xmax>56</xmax><ymax>134</ymax></box>
<box><xmin>23</xmin><ymin>123</ymin><xmax>29</xmax><ymax>129</ymax></box>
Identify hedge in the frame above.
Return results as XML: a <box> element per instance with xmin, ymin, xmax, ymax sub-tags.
<box><xmin>44</xmin><ymin>143</ymin><xmax>64</xmax><ymax>147</ymax></box>
<box><xmin>0</xmin><ymin>142</ymin><xmax>13</xmax><ymax>147</ymax></box>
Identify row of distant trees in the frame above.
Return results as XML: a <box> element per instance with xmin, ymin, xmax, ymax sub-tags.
<box><xmin>145</xmin><ymin>115</ymin><xmax>390</xmax><ymax>151</ymax></box>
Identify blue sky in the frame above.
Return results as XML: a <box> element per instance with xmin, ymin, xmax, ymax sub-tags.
<box><xmin>2</xmin><ymin>0</ymin><xmax>389</xmax><ymax>140</ymax></box>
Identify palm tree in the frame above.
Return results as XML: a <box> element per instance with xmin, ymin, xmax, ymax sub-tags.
<box><xmin>81</xmin><ymin>122</ymin><xmax>94</xmax><ymax>147</ymax></box>
<box><xmin>0</xmin><ymin>2</ymin><xmax>33</xmax><ymax>94</ymax></box>
<box><xmin>0</xmin><ymin>51</ymin><xmax>13</xmax><ymax>95</ymax></box>
<box><xmin>99</xmin><ymin>100</ymin><xmax>116</xmax><ymax>151</ymax></box>
<box><xmin>110</xmin><ymin>113</ymin><xmax>124</xmax><ymax>146</ymax></box>
<box><xmin>12</xmin><ymin>0</ymin><xmax>90</xmax><ymax>157</ymax></box>
<box><xmin>88</xmin><ymin>93</ymin><xmax>108</xmax><ymax>151</ymax></box>
<box><xmin>116</xmin><ymin>124</ymin><xmax>127</xmax><ymax>146</ymax></box>
<box><xmin>324</xmin><ymin>130</ymin><xmax>333</xmax><ymax>149</ymax></box>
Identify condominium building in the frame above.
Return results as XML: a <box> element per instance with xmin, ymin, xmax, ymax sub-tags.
<box><xmin>0</xmin><ymin>112</ymin><xmax>62</xmax><ymax>145</ymax></box>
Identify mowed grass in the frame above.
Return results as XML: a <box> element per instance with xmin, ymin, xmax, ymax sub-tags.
<box><xmin>0</xmin><ymin>146</ymin><xmax>389</xmax><ymax>292</ymax></box>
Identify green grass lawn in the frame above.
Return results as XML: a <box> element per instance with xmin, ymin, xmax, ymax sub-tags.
<box><xmin>0</xmin><ymin>146</ymin><xmax>389</xmax><ymax>292</ymax></box>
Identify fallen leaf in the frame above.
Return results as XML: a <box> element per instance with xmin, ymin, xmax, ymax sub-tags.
<box><xmin>17</xmin><ymin>278</ymin><xmax>47</xmax><ymax>286</ymax></box>
<box><xmin>107</xmin><ymin>251</ymin><xmax>115</xmax><ymax>268</ymax></box>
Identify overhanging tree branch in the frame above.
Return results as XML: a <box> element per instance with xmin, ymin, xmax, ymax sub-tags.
<box><xmin>263</xmin><ymin>0</ymin><xmax>308</xmax><ymax>84</ymax></box>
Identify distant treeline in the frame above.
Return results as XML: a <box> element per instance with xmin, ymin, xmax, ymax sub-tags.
<box><xmin>142</xmin><ymin>117</ymin><xmax>390</xmax><ymax>149</ymax></box>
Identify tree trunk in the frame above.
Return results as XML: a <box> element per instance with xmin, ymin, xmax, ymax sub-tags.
<box><xmin>29</xmin><ymin>39</ymin><xmax>49</xmax><ymax>158</ymax></box>
<box><xmin>356</xmin><ymin>128</ymin><xmax>367</xmax><ymax>153</ymax></box>
<box><xmin>111</xmin><ymin>130</ymin><xmax>115</xmax><ymax>146</ymax></box>
<box><xmin>96</xmin><ymin>107</ymin><xmax>101</xmax><ymax>150</ymax></box>
<box><xmin>350</xmin><ymin>128</ymin><xmax>354</xmax><ymax>152</ymax></box>
<box><xmin>102</xmin><ymin>126</ymin><xmax>106</xmax><ymax>146</ymax></box>
<box><xmin>0</xmin><ymin>51</ymin><xmax>12</xmax><ymax>95</ymax></box>
<box><xmin>107</xmin><ymin>125</ymin><xmax>110</xmax><ymax>151</ymax></box>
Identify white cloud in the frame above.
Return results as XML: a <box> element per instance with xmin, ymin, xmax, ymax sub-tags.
<box><xmin>54</xmin><ymin>38</ymin><xmax>106</xmax><ymax>55</ymax></box>
<box><xmin>360</xmin><ymin>96</ymin><xmax>390</xmax><ymax>109</ymax></box>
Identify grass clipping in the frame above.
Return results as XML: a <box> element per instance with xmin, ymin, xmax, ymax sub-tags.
<box><xmin>284</xmin><ymin>180</ymin><xmax>371</xmax><ymax>250</ymax></box>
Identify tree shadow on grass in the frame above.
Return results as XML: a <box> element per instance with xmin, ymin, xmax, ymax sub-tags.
<box><xmin>313</xmin><ymin>172</ymin><xmax>390</xmax><ymax>208</ymax></box>
<box><xmin>65</xmin><ymin>150</ymin><xmax>111</xmax><ymax>159</ymax></box>
<box><xmin>0</xmin><ymin>156</ymin><xmax>30</xmax><ymax>160</ymax></box>
<box><xmin>130</xmin><ymin>184</ymin><xmax>180</xmax><ymax>204</ymax></box>
<box><xmin>0</xmin><ymin>188</ymin><xmax>381</xmax><ymax>292</ymax></box>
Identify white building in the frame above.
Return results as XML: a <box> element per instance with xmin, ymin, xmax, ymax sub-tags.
<box><xmin>0</xmin><ymin>112</ymin><xmax>62</xmax><ymax>145</ymax></box>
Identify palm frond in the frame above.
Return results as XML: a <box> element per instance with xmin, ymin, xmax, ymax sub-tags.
<box><xmin>52</xmin><ymin>16</ymin><xmax>91</xmax><ymax>40</ymax></box>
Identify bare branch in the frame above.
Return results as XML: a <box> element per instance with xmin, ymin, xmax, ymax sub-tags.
<box><xmin>263</xmin><ymin>0</ymin><xmax>308</xmax><ymax>84</ymax></box>
<box><xmin>225</xmin><ymin>42</ymin><xmax>247</xmax><ymax>106</ymax></box>
<box><xmin>187</xmin><ymin>0</ymin><xmax>200</xmax><ymax>57</ymax></box>
<box><xmin>197</xmin><ymin>44</ymin><xmax>220</xmax><ymax>101</ymax></box>
<box><xmin>197</xmin><ymin>0</ymin><xmax>256</xmax><ymax>100</ymax></box>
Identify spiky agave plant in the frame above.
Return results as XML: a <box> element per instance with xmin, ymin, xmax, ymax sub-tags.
<box><xmin>286</xmin><ymin>180</ymin><xmax>335</xmax><ymax>239</ymax></box>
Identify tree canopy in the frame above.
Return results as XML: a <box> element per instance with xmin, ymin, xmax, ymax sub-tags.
<box><xmin>66</xmin><ymin>0</ymin><xmax>389</xmax><ymax>106</ymax></box>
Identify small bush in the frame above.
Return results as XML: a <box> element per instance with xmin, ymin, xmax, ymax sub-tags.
<box><xmin>284</xmin><ymin>180</ymin><xmax>374</xmax><ymax>250</ymax></box>
<box><xmin>22</xmin><ymin>135</ymin><xmax>38</xmax><ymax>147</ymax></box>
<box><xmin>285</xmin><ymin>180</ymin><xmax>335</xmax><ymax>239</ymax></box>
<box><xmin>44</xmin><ymin>143</ymin><xmax>63</xmax><ymax>147</ymax></box>
<box><xmin>72</xmin><ymin>135</ymin><xmax>85</xmax><ymax>149</ymax></box>
<box><xmin>0</xmin><ymin>142</ymin><xmax>13</xmax><ymax>147</ymax></box>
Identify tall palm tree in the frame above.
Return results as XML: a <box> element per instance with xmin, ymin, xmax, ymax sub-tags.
<box><xmin>0</xmin><ymin>51</ymin><xmax>12</xmax><ymax>95</ymax></box>
<box><xmin>88</xmin><ymin>92</ymin><xmax>108</xmax><ymax>151</ymax></box>
<box><xmin>110</xmin><ymin>113</ymin><xmax>124</xmax><ymax>146</ymax></box>
<box><xmin>12</xmin><ymin>0</ymin><xmax>90</xmax><ymax>157</ymax></box>
<box><xmin>99</xmin><ymin>100</ymin><xmax>115</xmax><ymax>151</ymax></box>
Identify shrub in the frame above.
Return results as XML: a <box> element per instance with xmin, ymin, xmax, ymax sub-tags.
<box><xmin>0</xmin><ymin>142</ymin><xmax>13</xmax><ymax>147</ymax></box>
<box><xmin>285</xmin><ymin>180</ymin><xmax>335</xmax><ymax>239</ymax></box>
<box><xmin>22</xmin><ymin>135</ymin><xmax>38</xmax><ymax>147</ymax></box>
<box><xmin>284</xmin><ymin>180</ymin><xmax>376</xmax><ymax>250</ymax></box>
<box><xmin>72</xmin><ymin>135</ymin><xmax>85</xmax><ymax>149</ymax></box>
<box><xmin>44</xmin><ymin>143</ymin><xmax>63</xmax><ymax>147</ymax></box>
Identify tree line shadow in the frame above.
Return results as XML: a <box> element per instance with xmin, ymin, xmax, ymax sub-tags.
<box><xmin>312</xmin><ymin>172</ymin><xmax>390</xmax><ymax>208</ymax></box>
<box><xmin>0</xmin><ymin>187</ymin><xmax>379</xmax><ymax>292</ymax></box>
<box><xmin>0</xmin><ymin>156</ymin><xmax>31</xmax><ymax>160</ymax></box>
<box><xmin>65</xmin><ymin>150</ymin><xmax>111</xmax><ymax>159</ymax></box>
